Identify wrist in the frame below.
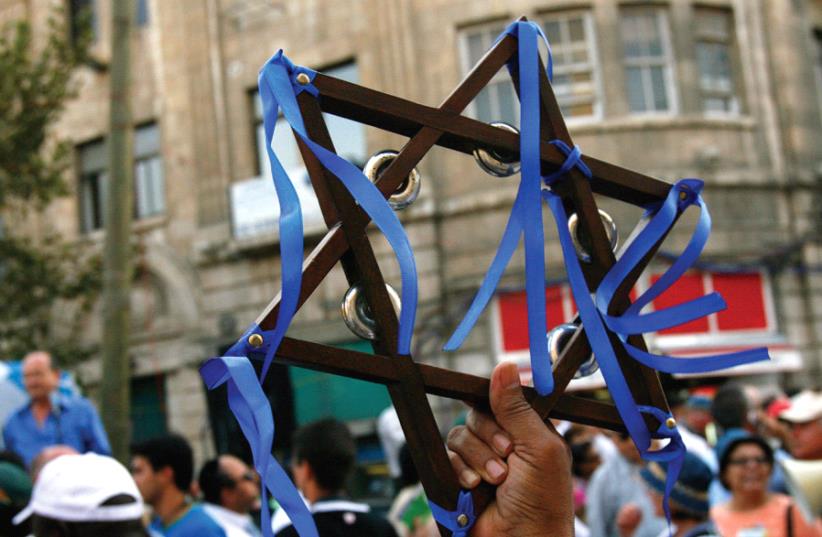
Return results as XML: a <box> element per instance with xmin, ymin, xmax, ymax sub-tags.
<box><xmin>507</xmin><ymin>512</ymin><xmax>574</xmax><ymax>537</ymax></box>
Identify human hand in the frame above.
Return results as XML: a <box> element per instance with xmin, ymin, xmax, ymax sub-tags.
<box><xmin>616</xmin><ymin>502</ymin><xmax>642</xmax><ymax>537</ymax></box>
<box><xmin>445</xmin><ymin>362</ymin><xmax>574</xmax><ymax>537</ymax></box>
<box><xmin>411</xmin><ymin>516</ymin><xmax>438</xmax><ymax>537</ymax></box>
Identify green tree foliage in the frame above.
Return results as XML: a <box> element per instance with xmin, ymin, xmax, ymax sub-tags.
<box><xmin>0</xmin><ymin>13</ymin><xmax>100</xmax><ymax>366</ymax></box>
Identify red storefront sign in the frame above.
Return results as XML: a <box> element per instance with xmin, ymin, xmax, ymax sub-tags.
<box><xmin>493</xmin><ymin>271</ymin><xmax>800</xmax><ymax>386</ymax></box>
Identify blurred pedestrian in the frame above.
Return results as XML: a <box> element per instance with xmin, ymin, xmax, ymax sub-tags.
<box><xmin>669</xmin><ymin>388</ymin><xmax>717</xmax><ymax>472</ymax></box>
<box><xmin>585</xmin><ymin>430</ymin><xmax>665</xmax><ymax>537</ymax></box>
<box><xmin>564</xmin><ymin>426</ymin><xmax>602</xmax><ymax>520</ymax></box>
<box><xmin>0</xmin><ymin>450</ymin><xmax>31</xmax><ymax>537</ymax></box>
<box><xmin>131</xmin><ymin>434</ymin><xmax>226</xmax><ymax>537</ymax></box>
<box><xmin>387</xmin><ymin>444</ymin><xmax>436</xmax><ymax>537</ymax></box>
<box><xmin>2</xmin><ymin>351</ymin><xmax>110</xmax><ymax>467</ymax></box>
<box><xmin>711</xmin><ymin>384</ymin><xmax>751</xmax><ymax>437</ymax></box>
<box><xmin>779</xmin><ymin>390</ymin><xmax>822</xmax><ymax>461</ymax></box>
<box><xmin>711</xmin><ymin>433</ymin><xmax>822</xmax><ymax>537</ymax></box>
<box><xmin>683</xmin><ymin>388</ymin><xmax>714</xmax><ymax>441</ymax></box>
<box><xmin>710</xmin><ymin>384</ymin><xmax>788</xmax><ymax>505</ymax></box>
<box><xmin>273</xmin><ymin>418</ymin><xmax>397</xmax><ymax>537</ymax></box>
<box><xmin>199</xmin><ymin>455</ymin><xmax>262</xmax><ymax>536</ymax></box>
<box><xmin>13</xmin><ymin>452</ymin><xmax>149</xmax><ymax>537</ymax></box>
<box><xmin>377</xmin><ymin>406</ymin><xmax>405</xmax><ymax>486</ymax></box>
<box><xmin>759</xmin><ymin>397</ymin><xmax>793</xmax><ymax>451</ymax></box>
<box><xmin>29</xmin><ymin>444</ymin><xmax>78</xmax><ymax>482</ymax></box>
<box><xmin>616</xmin><ymin>452</ymin><xmax>718</xmax><ymax>537</ymax></box>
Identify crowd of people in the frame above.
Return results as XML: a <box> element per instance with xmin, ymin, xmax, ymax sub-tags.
<box><xmin>0</xmin><ymin>351</ymin><xmax>820</xmax><ymax>537</ymax></box>
<box><xmin>554</xmin><ymin>381</ymin><xmax>822</xmax><ymax>537</ymax></box>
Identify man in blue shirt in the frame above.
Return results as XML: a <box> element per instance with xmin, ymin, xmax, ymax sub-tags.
<box><xmin>131</xmin><ymin>434</ymin><xmax>226</xmax><ymax>537</ymax></box>
<box><xmin>2</xmin><ymin>351</ymin><xmax>110</xmax><ymax>467</ymax></box>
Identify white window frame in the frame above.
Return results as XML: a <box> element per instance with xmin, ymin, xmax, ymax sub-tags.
<box><xmin>78</xmin><ymin>140</ymin><xmax>107</xmax><ymax>233</ymax></box>
<box><xmin>240</xmin><ymin>62</ymin><xmax>366</xmax><ymax>241</ymax></box>
<box><xmin>457</xmin><ymin>21</ymin><xmax>520</xmax><ymax>125</ymax></box>
<box><xmin>694</xmin><ymin>7</ymin><xmax>739</xmax><ymax>116</ymax></box>
<box><xmin>814</xmin><ymin>29</ymin><xmax>822</xmax><ymax>126</ymax></box>
<box><xmin>251</xmin><ymin>62</ymin><xmax>367</xmax><ymax>180</ymax></box>
<box><xmin>620</xmin><ymin>8</ymin><xmax>678</xmax><ymax>116</ymax></box>
<box><xmin>134</xmin><ymin>123</ymin><xmax>165</xmax><ymax>219</ymax></box>
<box><xmin>78</xmin><ymin>123</ymin><xmax>165</xmax><ymax>234</ymax></box>
<box><xmin>539</xmin><ymin>10</ymin><xmax>603</xmax><ymax>123</ymax></box>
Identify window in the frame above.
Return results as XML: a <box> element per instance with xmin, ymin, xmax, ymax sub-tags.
<box><xmin>252</xmin><ymin>62</ymin><xmax>367</xmax><ymax>180</ymax></box>
<box><xmin>135</xmin><ymin>0</ymin><xmax>149</xmax><ymax>26</ymax></box>
<box><xmin>78</xmin><ymin>140</ymin><xmax>107</xmax><ymax>233</ymax></box>
<box><xmin>620</xmin><ymin>8</ymin><xmax>676</xmax><ymax>114</ymax></box>
<box><xmin>68</xmin><ymin>0</ymin><xmax>98</xmax><ymax>44</ymax></box>
<box><xmin>695</xmin><ymin>8</ymin><xmax>738</xmax><ymax>114</ymax></box>
<box><xmin>540</xmin><ymin>11</ymin><xmax>601</xmax><ymax>119</ymax></box>
<box><xmin>134</xmin><ymin>123</ymin><xmax>164</xmax><ymax>218</ymax></box>
<box><xmin>460</xmin><ymin>23</ymin><xmax>520</xmax><ymax>126</ymax></box>
<box><xmin>814</xmin><ymin>29</ymin><xmax>822</xmax><ymax>123</ymax></box>
<box><xmin>78</xmin><ymin>123</ymin><xmax>165</xmax><ymax>233</ymax></box>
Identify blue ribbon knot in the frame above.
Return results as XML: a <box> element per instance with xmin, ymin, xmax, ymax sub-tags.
<box><xmin>543</xmin><ymin>140</ymin><xmax>591</xmax><ymax>185</ymax></box>
<box><xmin>429</xmin><ymin>490</ymin><xmax>476</xmax><ymax>537</ymax></box>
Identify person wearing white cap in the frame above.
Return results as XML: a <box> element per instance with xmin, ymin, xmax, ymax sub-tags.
<box><xmin>13</xmin><ymin>452</ymin><xmax>149</xmax><ymax>536</ymax></box>
<box><xmin>779</xmin><ymin>390</ymin><xmax>822</xmax><ymax>461</ymax></box>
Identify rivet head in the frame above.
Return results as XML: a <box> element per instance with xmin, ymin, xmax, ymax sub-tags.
<box><xmin>296</xmin><ymin>72</ymin><xmax>310</xmax><ymax>85</ymax></box>
<box><xmin>457</xmin><ymin>514</ymin><xmax>469</xmax><ymax>527</ymax></box>
<box><xmin>248</xmin><ymin>334</ymin><xmax>264</xmax><ymax>348</ymax></box>
<box><xmin>666</xmin><ymin>417</ymin><xmax>677</xmax><ymax>429</ymax></box>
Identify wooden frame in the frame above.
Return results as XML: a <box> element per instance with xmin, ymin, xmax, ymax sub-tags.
<box><xmin>253</xmin><ymin>22</ymin><xmax>678</xmax><ymax>536</ymax></box>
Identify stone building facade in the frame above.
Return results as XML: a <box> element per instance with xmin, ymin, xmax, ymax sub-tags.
<box><xmin>3</xmin><ymin>0</ymin><xmax>821</xmax><ymax>471</ymax></box>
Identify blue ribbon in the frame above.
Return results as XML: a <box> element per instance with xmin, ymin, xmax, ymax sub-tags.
<box><xmin>200</xmin><ymin>338</ymin><xmax>318</xmax><ymax>537</ymax></box>
<box><xmin>637</xmin><ymin>405</ymin><xmax>686</xmax><ymax>532</ymax></box>
<box><xmin>258</xmin><ymin>51</ymin><xmax>418</xmax><ymax>365</ymax></box>
<box><xmin>544</xmin><ymin>189</ymin><xmax>654</xmax><ymax>449</ymax></box>
<box><xmin>543</xmin><ymin>185</ymin><xmax>770</xmax><ymax>532</ymax></box>
<box><xmin>595</xmin><ymin>178</ymin><xmax>770</xmax><ymax>372</ymax></box>
<box><xmin>444</xmin><ymin>21</ymin><xmax>559</xmax><ymax>396</ymax></box>
<box><xmin>256</xmin><ymin>56</ymin><xmax>305</xmax><ymax>381</ymax></box>
<box><xmin>200</xmin><ymin>21</ymin><xmax>773</xmax><ymax>537</ymax></box>
<box><xmin>428</xmin><ymin>489</ymin><xmax>476</xmax><ymax>537</ymax></box>
<box><xmin>200</xmin><ymin>51</ymin><xmax>422</xmax><ymax>537</ymax></box>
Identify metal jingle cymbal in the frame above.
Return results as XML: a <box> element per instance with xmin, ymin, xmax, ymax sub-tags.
<box><xmin>472</xmin><ymin>122</ymin><xmax>521</xmax><ymax>177</ymax></box>
<box><xmin>567</xmin><ymin>210</ymin><xmax>618</xmax><ymax>263</ymax></box>
<box><xmin>341</xmin><ymin>283</ymin><xmax>401</xmax><ymax>340</ymax></box>
<box><xmin>362</xmin><ymin>150</ymin><xmax>421</xmax><ymax>210</ymax></box>
<box><xmin>547</xmin><ymin>323</ymin><xmax>599</xmax><ymax>378</ymax></box>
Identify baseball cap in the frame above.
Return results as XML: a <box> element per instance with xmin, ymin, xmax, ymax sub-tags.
<box><xmin>640</xmin><ymin>452</ymin><xmax>712</xmax><ymax>517</ymax></box>
<box><xmin>13</xmin><ymin>453</ymin><xmax>144</xmax><ymax>525</ymax></box>
<box><xmin>0</xmin><ymin>461</ymin><xmax>32</xmax><ymax>506</ymax></box>
<box><xmin>778</xmin><ymin>390</ymin><xmax>822</xmax><ymax>424</ymax></box>
<box><xmin>766</xmin><ymin>397</ymin><xmax>791</xmax><ymax>419</ymax></box>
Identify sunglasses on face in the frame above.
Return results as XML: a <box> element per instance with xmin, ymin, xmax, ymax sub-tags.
<box><xmin>240</xmin><ymin>471</ymin><xmax>258</xmax><ymax>482</ymax></box>
<box><xmin>727</xmin><ymin>456</ymin><xmax>769</xmax><ymax>467</ymax></box>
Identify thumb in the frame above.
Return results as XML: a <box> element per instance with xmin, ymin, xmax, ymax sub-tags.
<box><xmin>489</xmin><ymin>361</ymin><xmax>546</xmax><ymax>440</ymax></box>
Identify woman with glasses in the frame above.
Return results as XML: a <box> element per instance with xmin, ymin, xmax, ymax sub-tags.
<box><xmin>711</xmin><ymin>433</ymin><xmax>821</xmax><ymax>537</ymax></box>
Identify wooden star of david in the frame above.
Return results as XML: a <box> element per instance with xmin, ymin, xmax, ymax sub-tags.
<box><xmin>252</xmin><ymin>19</ymin><xmax>675</xmax><ymax>536</ymax></box>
